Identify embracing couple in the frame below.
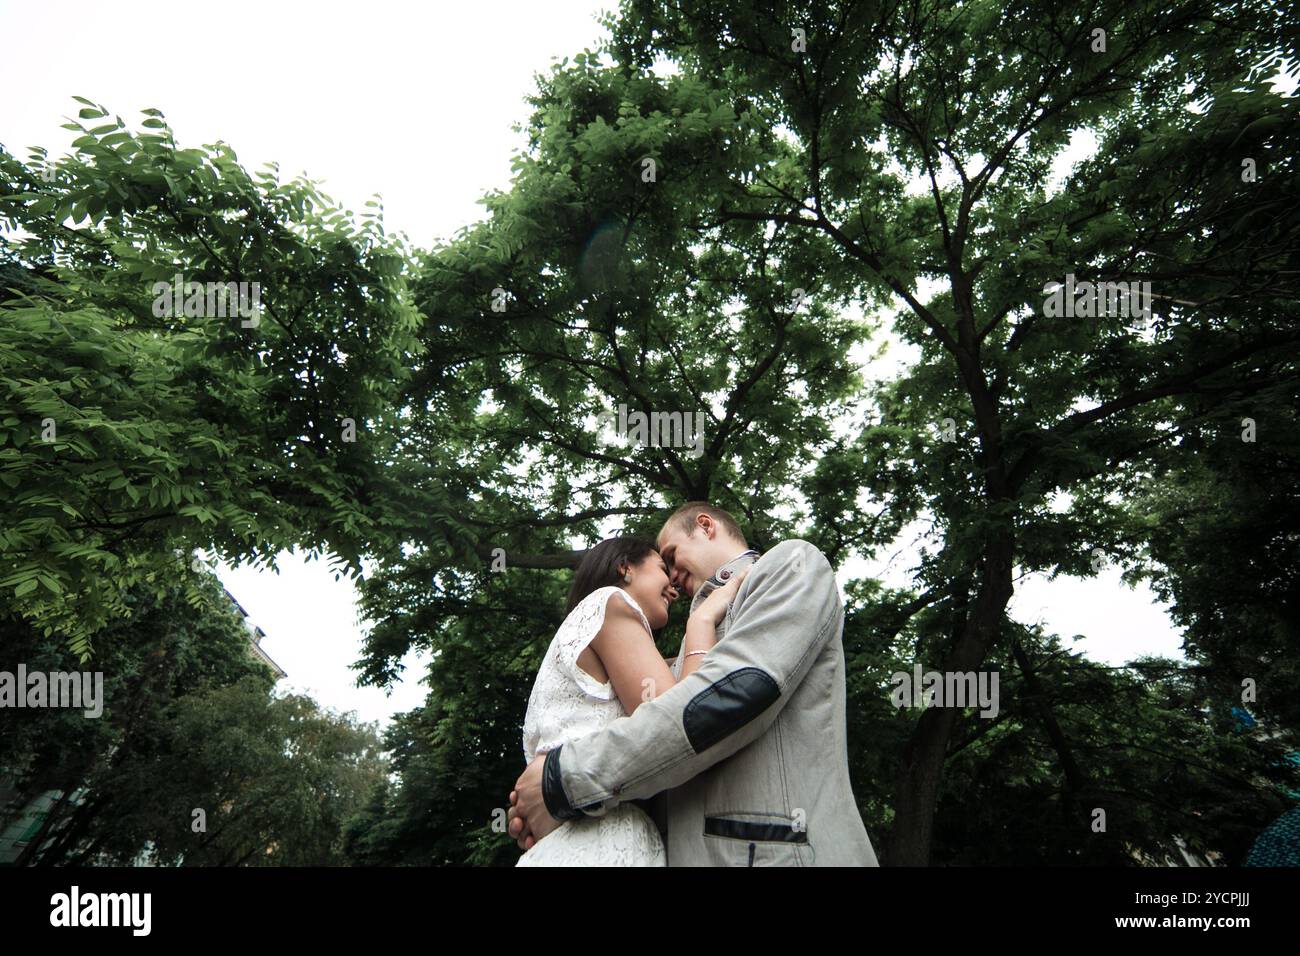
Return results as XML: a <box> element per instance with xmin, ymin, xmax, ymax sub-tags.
<box><xmin>507</xmin><ymin>501</ymin><xmax>880</xmax><ymax>866</ymax></box>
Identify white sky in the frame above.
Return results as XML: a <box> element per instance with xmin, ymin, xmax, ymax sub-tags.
<box><xmin>3</xmin><ymin>0</ymin><xmax>1186</xmax><ymax>731</ymax></box>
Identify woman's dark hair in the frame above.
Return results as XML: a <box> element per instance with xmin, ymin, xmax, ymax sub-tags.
<box><xmin>565</xmin><ymin>536</ymin><xmax>658</xmax><ymax>616</ymax></box>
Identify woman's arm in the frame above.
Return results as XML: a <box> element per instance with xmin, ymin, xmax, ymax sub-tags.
<box><xmin>590</xmin><ymin>572</ymin><xmax>747</xmax><ymax>716</ymax></box>
<box><xmin>675</xmin><ymin>617</ymin><xmax>720</xmax><ymax>682</ymax></box>
<box><xmin>589</xmin><ymin>596</ymin><xmax>679</xmax><ymax>716</ymax></box>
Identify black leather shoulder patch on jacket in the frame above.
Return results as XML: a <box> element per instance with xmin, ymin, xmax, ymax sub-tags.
<box><xmin>683</xmin><ymin>667</ymin><xmax>780</xmax><ymax>753</ymax></box>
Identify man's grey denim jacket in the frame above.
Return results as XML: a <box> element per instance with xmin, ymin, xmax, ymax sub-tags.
<box><xmin>541</xmin><ymin>539</ymin><xmax>880</xmax><ymax>866</ymax></box>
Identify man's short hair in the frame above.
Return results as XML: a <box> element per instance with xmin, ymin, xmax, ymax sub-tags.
<box><xmin>662</xmin><ymin>501</ymin><xmax>747</xmax><ymax>545</ymax></box>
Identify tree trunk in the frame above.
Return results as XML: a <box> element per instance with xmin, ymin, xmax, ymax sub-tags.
<box><xmin>886</xmin><ymin>529</ymin><xmax>1015</xmax><ymax>865</ymax></box>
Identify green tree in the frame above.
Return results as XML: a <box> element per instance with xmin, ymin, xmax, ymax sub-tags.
<box><xmin>355</xmin><ymin>1</ymin><xmax>1298</xmax><ymax>865</ymax></box>
<box><xmin>0</xmin><ymin>103</ymin><xmax>422</xmax><ymax>656</ymax></box>
<box><xmin>1128</xmin><ymin>371</ymin><xmax>1300</xmax><ymax>732</ymax></box>
<box><xmin>98</xmin><ymin>679</ymin><xmax>387</xmax><ymax>867</ymax></box>
<box><xmin>1</xmin><ymin>572</ymin><xmax>388</xmax><ymax>866</ymax></box>
<box><xmin>0</xmin><ymin>572</ymin><xmax>271</xmax><ymax>864</ymax></box>
<box><xmin>599</xmin><ymin>0</ymin><xmax>1300</xmax><ymax>864</ymax></box>
<box><xmin>344</xmin><ymin>47</ymin><xmax>888</xmax><ymax>863</ymax></box>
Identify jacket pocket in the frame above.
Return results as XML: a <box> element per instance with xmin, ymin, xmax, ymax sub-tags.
<box><xmin>702</xmin><ymin>814</ymin><xmax>807</xmax><ymax>866</ymax></box>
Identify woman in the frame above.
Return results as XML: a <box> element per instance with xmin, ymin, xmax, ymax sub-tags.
<box><xmin>516</xmin><ymin>535</ymin><xmax>746</xmax><ymax>866</ymax></box>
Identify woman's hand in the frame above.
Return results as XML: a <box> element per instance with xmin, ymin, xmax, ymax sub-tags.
<box><xmin>690</xmin><ymin>567</ymin><xmax>750</xmax><ymax>627</ymax></box>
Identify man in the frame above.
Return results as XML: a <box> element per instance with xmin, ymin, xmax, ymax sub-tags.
<box><xmin>508</xmin><ymin>502</ymin><xmax>879</xmax><ymax>866</ymax></box>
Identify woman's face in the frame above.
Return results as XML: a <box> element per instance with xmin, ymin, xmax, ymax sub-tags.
<box><xmin>623</xmin><ymin>550</ymin><xmax>678</xmax><ymax>629</ymax></box>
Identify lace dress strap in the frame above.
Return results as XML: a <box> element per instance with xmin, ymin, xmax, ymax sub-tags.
<box><xmin>555</xmin><ymin>586</ymin><xmax>652</xmax><ymax>700</ymax></box>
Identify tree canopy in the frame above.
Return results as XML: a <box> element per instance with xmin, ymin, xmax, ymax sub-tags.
<box><xmin>3</xmin><ymin>0</ymin><xmax>1297</xmax><ymax>865</ymax></box>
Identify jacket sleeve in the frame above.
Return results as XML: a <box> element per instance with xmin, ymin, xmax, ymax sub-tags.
<box><xmin>541</xmin><ymin>539</ymin><xmax>840</xmax><ymax>821</ymax></box>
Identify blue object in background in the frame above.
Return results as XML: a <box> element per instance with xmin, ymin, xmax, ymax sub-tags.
<box><xmin>1245</xmin><ymin>805</ymin><xmax>1300</xmax><ymax>866</ymax></box>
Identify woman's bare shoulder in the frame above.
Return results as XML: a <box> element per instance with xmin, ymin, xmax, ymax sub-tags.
<box><xmin>599</xmin><ymin>590</ymin><xmax>651</xmax><ymax>634</ymax></box>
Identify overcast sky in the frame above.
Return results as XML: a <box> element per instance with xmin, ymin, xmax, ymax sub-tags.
<box><xmin>3</xmin><ymin>0</ymin><xmax>1187</xmax><ymax>732</ymax></box>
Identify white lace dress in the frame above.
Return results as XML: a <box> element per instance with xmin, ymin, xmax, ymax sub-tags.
<box><xmin>517</xmin><ymin>586</ymin><xmax>667</xmax><ymax>866</ymax></box>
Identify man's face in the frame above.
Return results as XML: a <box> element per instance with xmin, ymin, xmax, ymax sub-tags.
<box><xmin>656</xmin><ymin>520</ymin><xmax>719</xmax><ymax>598</ymax></box>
